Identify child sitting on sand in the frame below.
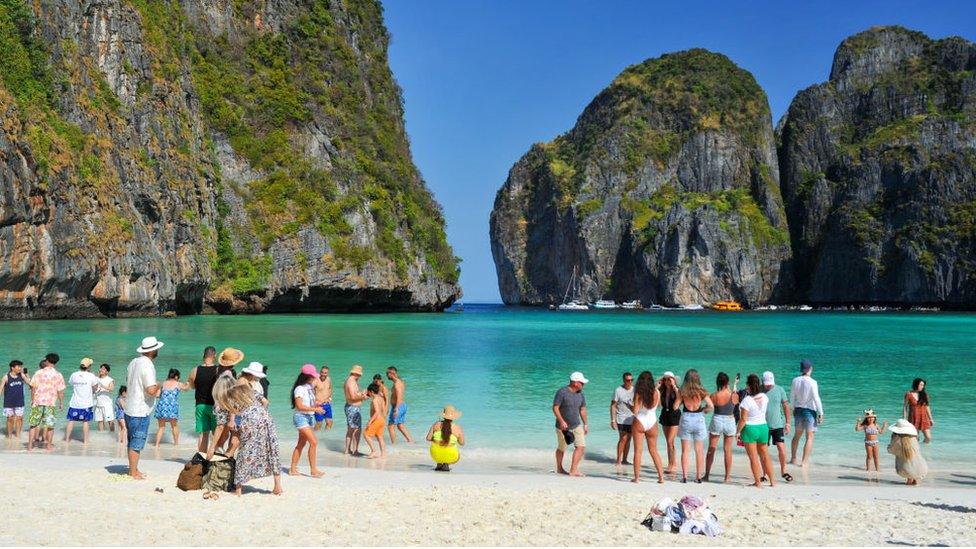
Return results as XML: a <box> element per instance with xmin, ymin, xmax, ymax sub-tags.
<box><xmin>363</xmin><ymin>383</ymin><xmax>387</xmax><ymax>459</ymax></box>
<box><xmin>854</xmin><ymin>409</ymin><xmax>887</xmax><ymax>472</ymax></box>
<box><xmin>888</xmin><ymin>419</ymin><xmax>927</xmax><ymax>485</ymax></box>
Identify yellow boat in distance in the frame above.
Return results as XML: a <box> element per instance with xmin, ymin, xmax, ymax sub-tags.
<box><xmin>711</xmin><ymin>300</ymin><xmax>743</xmax><ymax>311</ymax></box>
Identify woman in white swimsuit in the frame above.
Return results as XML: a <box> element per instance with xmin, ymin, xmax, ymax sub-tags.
<box><xmin>630</xmin><ymin>371</ymin><xmax>665</xmax><ymax>483</ymax></box>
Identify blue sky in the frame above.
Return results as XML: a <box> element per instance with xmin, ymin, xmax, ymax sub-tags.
<box><xmin>381</xmin><ymin>1</ymin><xmax>976</xmax><ymax>303</ymax></box>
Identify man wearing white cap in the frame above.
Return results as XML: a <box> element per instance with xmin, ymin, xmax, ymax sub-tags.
<box><xmin>553</xmin><ymin>371</ymin><xmax>589</xmax><ymax>476</ymax></box>
<box><xmin>762</xmin><ymin>371</ymin><xmax>792</xmax><ymax>482</ymax></box>
<box><xmin>125</xmin><ymin>337</ymin><xmax>162</xmax><ymax>479</ymax></box>
<box><xmin>64</xmin><ymin>358</ymin><xmax>99</xmax><ymax>444</ymax></box>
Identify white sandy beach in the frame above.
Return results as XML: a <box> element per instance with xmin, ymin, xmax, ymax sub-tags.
<box><xmin>3</xmin><ymin>446</ymin><xmax>974</xmax><ymax>546</ymax></box>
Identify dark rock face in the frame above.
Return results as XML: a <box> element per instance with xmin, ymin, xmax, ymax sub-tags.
<box><xmin>779</xmin><ymin>26</ymin><xmax>976</xmax><ymax>307</ymax></box>
<box><xmin>0</xmin><ymin>0</ymin><xmax>459</xmax><ymax>319</ymax></box>
<box><xmin>490</xmin><ymin>50</ymin><xmax>791</xmax><ymax>307</ymax></box>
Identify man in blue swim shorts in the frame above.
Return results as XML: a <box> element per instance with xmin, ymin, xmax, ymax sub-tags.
<box><xmin>386</xmin><ymin>366</ymin><xmax>414</xmax><ymax>444</ymax></box>
<box><xmin>313</xmin><ymin>365</ymin><xmax>334</xmax><ymax>431</ymax></box>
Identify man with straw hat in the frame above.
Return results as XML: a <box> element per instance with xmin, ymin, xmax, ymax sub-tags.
<box><xmin>124</xmin><ymin>337</ymin><xmax>162</xmax><ymax>479</ymax></box>
<box><xmin>343</xmin><ymin>365</ymin><xmax>366</xmax><ymax>455</ymax></box>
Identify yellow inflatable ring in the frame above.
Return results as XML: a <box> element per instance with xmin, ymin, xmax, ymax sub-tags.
<box><xmin>429</xmin><ymin>443</ymin><xmax>459</xmax><ymax>465</ymax></box>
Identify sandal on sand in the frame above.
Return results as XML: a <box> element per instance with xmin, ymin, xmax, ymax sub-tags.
<box><xmin>782</xmin><ymin>473</ymin><xmax>793</xmax><ymax>482</ymax></box>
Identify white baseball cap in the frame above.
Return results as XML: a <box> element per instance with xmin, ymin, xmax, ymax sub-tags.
<box><xmin>762</xmin><ymin>371</ymin><xmax>775</xmax><ymax>385</ymax></box>
<box><xmin>569</xmin><ymin>371</ymin><xmax>588</xmax><ymax>384</ymax></box>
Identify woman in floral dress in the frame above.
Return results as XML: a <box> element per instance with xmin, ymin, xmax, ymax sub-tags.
<box><xmin>210</xmin><ymin>384</ymin><xmax>282</xmax><ymax>495</ymax></box>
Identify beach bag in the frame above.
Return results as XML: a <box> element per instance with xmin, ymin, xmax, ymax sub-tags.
<box><xmin>176</xmin><ymin>453</ymin><xmax>207</xmax><ymax>491</ymax></box>
<box><xmin>202</xmin><ymin>453</ymin><xmax>236</xmax><ymax>492</ymax></box>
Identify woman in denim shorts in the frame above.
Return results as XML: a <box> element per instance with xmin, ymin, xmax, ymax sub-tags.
<box><xmin>677</xmin><ymin>369</ymin><xmax>714</xmax><ymax>483</ymax></box>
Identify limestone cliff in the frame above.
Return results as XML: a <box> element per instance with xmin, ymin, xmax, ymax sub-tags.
<box><xmin>490</xmin><ymin>50</ymin><xmax>790</xmax><ymax>307</ymax></box>
<box><xmin>0</xmin><ymin>0</ymin><xmax>459</xmax><ymax>318</ymax></box>
<box><xmin>779</xmin><ymin>26</ymin><xmax>976</xmax><ymax>307</ymax></box>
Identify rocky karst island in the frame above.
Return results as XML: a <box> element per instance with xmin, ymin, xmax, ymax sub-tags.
<box><xmin>0</xmin><ymin>0</ymin><xmax>460</xmax><ymax>319</ymax></box>
<box><xmin>490</xmin><ymin>26</ymin><xmax>976</xmax><ymax>309</ymax></box>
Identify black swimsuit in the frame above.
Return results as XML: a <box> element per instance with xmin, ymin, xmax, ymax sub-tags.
<box><xmin>659</xmin><ymin>389</ymin><xmax>682</xmax><ymax>427</ymax></box>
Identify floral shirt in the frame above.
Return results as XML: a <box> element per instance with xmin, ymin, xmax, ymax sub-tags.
<box><xmin>31</xmin><ymin>367</ymin><xmax>66</xmax><ymax>407</ymax></box>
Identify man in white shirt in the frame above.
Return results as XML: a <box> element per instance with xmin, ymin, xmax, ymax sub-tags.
<box><xmin>790</xmin><ymin>359</ymin><xmax>823</xmax><ymax>467</ymax></box>
<box><xmin>125</xmin><ymin>337</ymin><xmax>162</xmax><ymax>480</ymax></box>
<box><xmin>610</xmin><ymin>372</ymin><xmax>634</xmax><ymax>466</ymax></box>
<box><xmin>64</xmin><ymin>358</ymin><xmax>99</xmax><ymax>444</ymax></box>
<box><xmin>93</xmin><ymin>364</ymin><xmax>115</xmax><ymax>432</ymax></box>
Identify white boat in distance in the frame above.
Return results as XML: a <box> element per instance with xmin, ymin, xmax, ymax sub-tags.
<box><xmin>557</xmin><ymin>267</ymin><xmax>589</xmax><ymax>311</ymax></box>
<box><xmin>620</xmin><ymin>300</ymin><xmax>642</xmax><ymax>309</ymax></box>
<box><xmin>680</xmin><ymin>303</ymin><xmax>705</xmax><ymax>310</ymax></box>
<box><xmin>593</xmin><ymin>300</ymin><xmax>618</xmax><ymax>309</ymax></box>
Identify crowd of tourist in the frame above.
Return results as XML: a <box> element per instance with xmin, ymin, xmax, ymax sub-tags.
<box><xmin>1</xmin><ymin>335</ymin><xmax>465</xmax><ymax>495</ymax></box>
<box><xmin>0</xmin><ymin>335</ymin><xmax>934</xmax><ymax>494</ymax></box>
<box><xmin>561</xmin><ymin>360</ymin><xmax>933</xmax><ymax>487</ymax></box>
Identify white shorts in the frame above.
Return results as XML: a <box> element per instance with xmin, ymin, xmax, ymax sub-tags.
<box><xmin>93</xmin><ymin>402</ymin><xmax>115</xmax><ymax>422</ymax></box>
<box><xmin>3</xmin><ymin>407</ymin><xmax>24</xmax><ymax>417</ymax></box>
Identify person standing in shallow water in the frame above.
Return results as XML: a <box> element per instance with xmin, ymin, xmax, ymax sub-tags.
<box><xmin>64</xmin><ymin>358</ymin><xmax>99</xmax><ymax>444</ymax></box>
<box><xmin>888</xmin><ymin>418</ymin><xmax>927</xmax><ymax>485</ymax></box>
<box><xmin>93</xmin><ymin>364</ymin><xmax>115</xmax><ymax>433</ymax></box>
<box><xmin>2</xmin><ymin>361</ymin><xmax>28</xmax><ymax>439</ymax></box>
<box><xmin>610</xmin><ymin>372</ymin><xmax>634</xmax><ymax>466</ymax></box>
<box><xmin>553</xmin><ymin>371</ymin><xmax>589</xmax><ymax>477</ymax></box>
<box><xmin>386</xmin><ymin>366</ymin><xmax>413</xmax><ymax>444</ymax></box>
<box><xmin>343</xmin><ymin>365</ymin><xmax>366</xmax><ymax>455</ymax></box>
<box><xmin>790</xmin><ymin>359</ymin><xmax>823</xmax><ymax>467</ymax></box>
<box><xmin>290</xmin><ymin>367</ymin><xmax>324</xmax><ymax>478</ymax></box>
<box><xmin>313</xmin><ymin>366</ymin><xmax>333</xmax><ymax>431</ymax></box>
<box><xmin>903</xmin><ymin>378</ymin><xmax>933</xmax><ymax>443</ymax></box>
<box><xmin>27</xmin><ymin>353</ymin><xmax>66</xmax><ymax>451</ymax></box>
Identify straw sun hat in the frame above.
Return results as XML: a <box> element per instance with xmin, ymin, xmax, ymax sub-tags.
<box><xmin>218</xmin><ymin>347</ymin><xmax>244</xmax><ymax>367</ymax></box>
<box><xmin>440</xmin><ymin>405</ymin><xmax>462</xmax><ymax>421</ymax></box>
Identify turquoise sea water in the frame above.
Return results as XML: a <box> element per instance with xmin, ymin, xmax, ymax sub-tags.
<box><xmin>2</xmin><ymin>305</ymin><xmax>973</xmax><ymax>466</ymax></box>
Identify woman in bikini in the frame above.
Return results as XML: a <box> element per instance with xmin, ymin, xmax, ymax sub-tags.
<box><xmin>855</xmin><ymin>409</ymin><xmax>888</xmax><ymax>472</ymax></box>
<box><xmin>629</xmin><ymin>371</ymin><xmax>664</xmax><ymax>483</ymax></box>
<box><xmin>903</xmin><ymin>378</ymin><xmax>933</xmax><ymax>443</ymax></box>
<box><xmin>657</xmin><ymin>372</ymin><xmax>681</xmax><ymax>475</ymax></box>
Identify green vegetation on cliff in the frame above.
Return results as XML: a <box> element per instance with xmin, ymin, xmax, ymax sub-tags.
<box><xmin>127</xmin><ymin>0</ymin><xmax>458</xmax><ymax>291</ymax></box>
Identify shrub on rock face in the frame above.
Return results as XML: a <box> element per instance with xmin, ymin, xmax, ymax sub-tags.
<box><xmin>490</xmin><ymin>49</ymin><xmax>790</xmax><ymax>307</ymax></box>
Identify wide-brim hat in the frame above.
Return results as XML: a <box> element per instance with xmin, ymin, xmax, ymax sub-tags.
<box><xmin>662</xmin><ymin>371</ymin><xmax>675</xmax><ymax>379</ymax></box>
<box><xmin>889</xmin><ymin>418</ymin><xmax>918</xmax><ymax>436</ymax></box>
<box><xmin>350</xmin><ymin>365</ymin><xmax>364</xmax><ymax>376</ymax></box>
<box><xmin>218</xmin><ymin>347</ymin><xmax>244</xmax><ymax>367</ymax></box>
<box><xmin>440</xmin><ymin>405</ymin><xmax>462</xmax><ymax>421</ymax></box>
<box><xmin>136</xmin><ymin>336</ymin><xmax>164</xmax><ymax>353</ymax></box>
<box><xmin>241</xmin><ymin>362</ymin><xmax>266</xmax><ymax>378</ymax></box>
